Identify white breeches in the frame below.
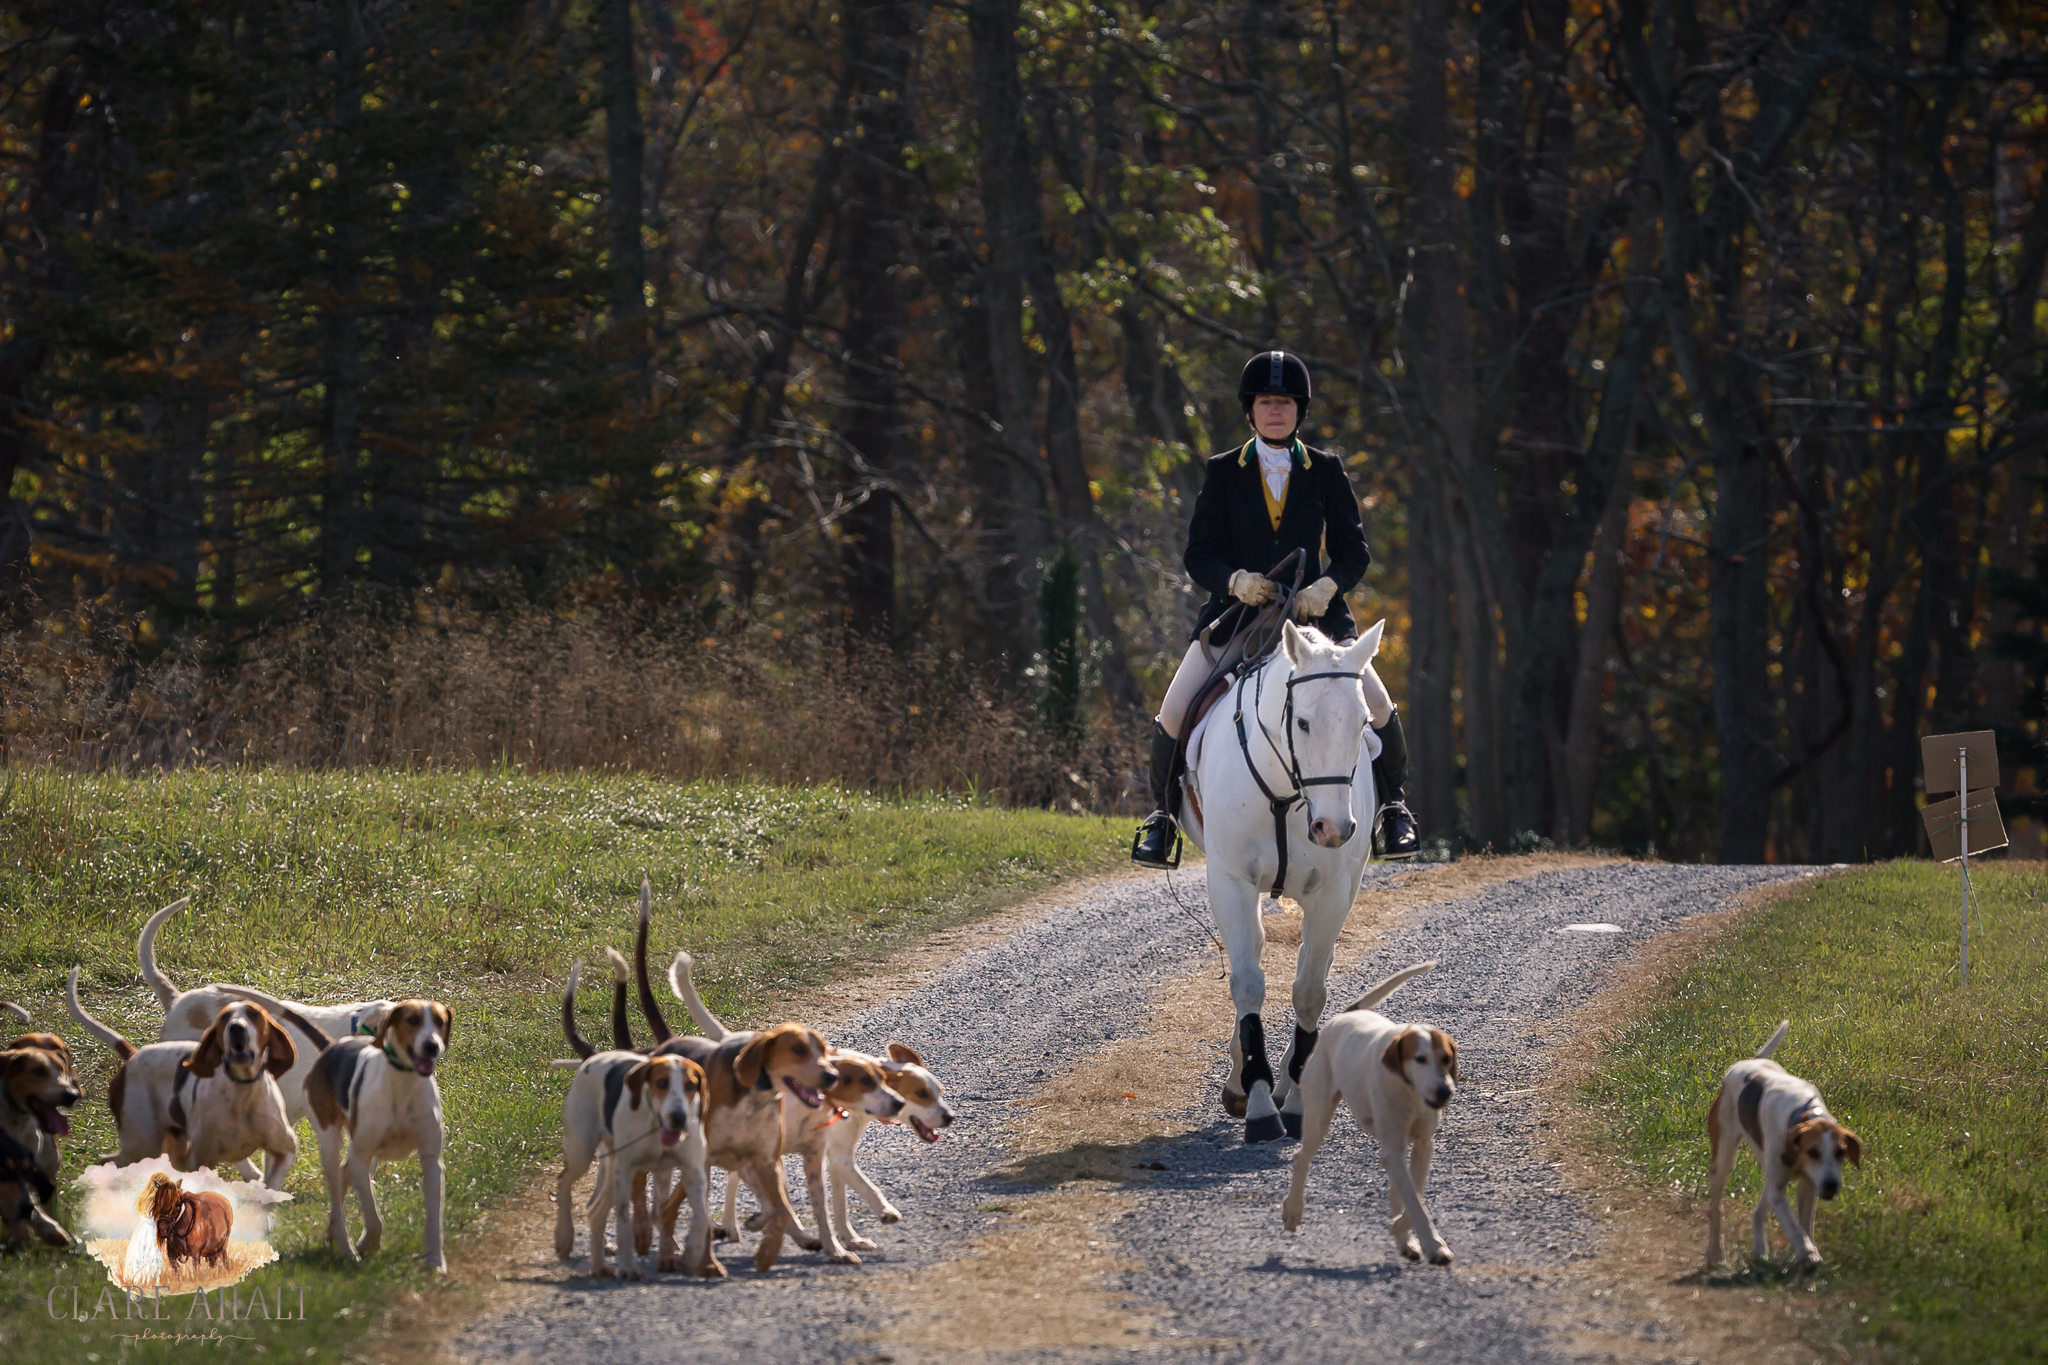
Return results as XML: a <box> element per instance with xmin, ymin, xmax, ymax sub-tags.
<box><xmin>1156</xmin><ymin>635</ymin><xmax>1395</xmax><ymax>739</ymax></box>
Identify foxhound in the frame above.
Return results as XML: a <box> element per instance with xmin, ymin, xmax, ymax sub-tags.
<box><xmin>66</xmin><ymin>968</ymin><xmax>300</xmax><ymax>1190</ymax></box>
<box><xmin>1707</xmin><ymin>1021</ymin><xmax>1862</xmax><ymax>1268</ymax></box>
<box><xmin>138</xmin><ymin>897</ymin><xmax>394</xmax><ymax>1180</ymax></box>
<box><xmin>556</xmin><ymin>1044</ymin><xmax>714</xmax><ymax>1279</ymax></box>
<box><xmin>1281</xmin><ymin>962</ymin><xmax>1459</xmax><ymax>1264</ymax></box>
<box><xmin>668</xmin><ymin>950</ymin><xmax>954</xmax><ymax>1256</ymax></box>
<box><xmin>231</xmin><ymin>984</ymin><xmax>455</xmax><ymax>1273</ymax></box>
<box><xmin>627</xmin><ymin>896</ymin><xmax>840</xmax><ymax>1274</ymax></box>
<box><xmin>3</xmin><ymin>1003</ymin><xmax>82</xmax><ymax>1247</ymax></box>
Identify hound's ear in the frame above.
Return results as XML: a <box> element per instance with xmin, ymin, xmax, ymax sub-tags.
<box><xmin>734</xmin><ymin>1032</ymin><xmax>773</xmax><ymax>1089</ymax></box>
<box><xmin>806</xmin><ymin>1029</ymin><xmax>830</xmax><ymax>1057</ymax></box>
<box><xmin>1838</xmin><ymin>1126</ymin><xmax>1862</xmax><ymax>1166</ymax></box>
<box><xmin>432</xmin><ymin>1002</ymin><xmax>452</xmax><ymax>1042</ymax></box>
<box><xmin>1429</xmin><ymin>1028</ymin><xmax>1458</xmax><ymax>1082</ymax></box>
<box><xmin>1782</xmin><ymin>1119</ymin><xmax>1821</xmax><ymax>1168</ymax></box>
<box><xmin>886</xmin><ymin>1042</ymin><xmax>925</xmax><ymax>1067</ymax></box>
<box><xmin>260</xmin><ymin>1008</ymin><xmax>296</xmax><ymax>1077</ymax></box>
<box><xmin>1281</xmin><ymin>619</ymin><xmax>1306</xmax><ymax>666</ymax></box>
<box><xmin>1381</xmin><ymin>1031</ymin><xmax>1415</xmax><ymax>1081</ymax></box>
<box><xmin>625</xmin><ymin>1060</ymin><xmax>652</xmax><ymax>1109</ymax></box>
<box><xmin>679</xmin><ymin>1058</ymin><xmax>706</xmax><ymax>1095</ymax></box>
<box><xmin>188</xmin><ymin>1012</ymin><xmax>229</xmax><ymax>1078</ymax></box>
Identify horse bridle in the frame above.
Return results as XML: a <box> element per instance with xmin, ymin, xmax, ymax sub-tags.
<box><xmin>1233</xmin><ymin>654</ymin><xmax>1366</xmax><ymax>898</ymax></box>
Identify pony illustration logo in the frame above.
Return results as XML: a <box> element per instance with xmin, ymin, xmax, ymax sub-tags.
<box><xmin>78</xmin><ymin>1157</ymin><xmax>284</xmax><ymax>1293</ymax></box>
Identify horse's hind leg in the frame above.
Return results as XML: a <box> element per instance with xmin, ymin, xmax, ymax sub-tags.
<box><xmin>1276</xmin><ymin>881</ymin><xmax>1351</xmax><ymax>1137</ymax></box>
<box><xmin>1211</xmin><ymin>872</ymin><xmax>1281</xmax><ymax>1142</ymax></box>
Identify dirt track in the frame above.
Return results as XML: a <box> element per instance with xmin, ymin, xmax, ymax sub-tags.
<box><xmin>447</xmin><ymin>856</ymin><xmax>1816</xmax><ymax>1365</ymax></box>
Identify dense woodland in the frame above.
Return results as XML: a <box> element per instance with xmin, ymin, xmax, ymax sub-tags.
<box><xmin>3</xmin><ymin>0</ymin><xmax>2045</xmax><ymax>861</ymax></box>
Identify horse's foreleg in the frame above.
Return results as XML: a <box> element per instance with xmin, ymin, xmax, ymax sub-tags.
<box><xmin>1276</xmin><ymin>885</ymin><xmax>1351</xmax><ymax>1135</ymax></box>
<box><xmin>1210</xmin><ymin>871</ymin><xmax>1277</xmax><ymax>1140</ymax></box>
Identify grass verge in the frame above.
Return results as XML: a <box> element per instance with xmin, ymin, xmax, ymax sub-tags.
<box><xmin>1583</xmin><ymin>861</ymin><xmax>2047</xmax><ymax>1363</ymax></box>
<box><xmin>0</xmin><ymin>765</ymin><xmax>1124</xmax><ymax>1364</ymax></box>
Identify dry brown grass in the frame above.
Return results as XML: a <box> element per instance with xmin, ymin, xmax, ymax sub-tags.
<box><xmin>0</xmin><ymin>608</ymin><xmax>1126</xmax><ymax>806</ymax></box>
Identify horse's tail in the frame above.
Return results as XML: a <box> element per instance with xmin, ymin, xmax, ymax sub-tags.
<box><xmin>1339</xmin><ymin>960</ymin><xmax>1437</xmax><ymax>1015</ymax></box>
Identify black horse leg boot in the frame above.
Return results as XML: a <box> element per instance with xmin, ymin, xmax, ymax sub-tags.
<box><xmin>1371</xmin><ymin>709</ymin><xmax>1421</xmax><ymax>859</ymax></box>
<box><xmin>1131</xmin><ymin>721</ymin><xmax>1181</xmax><ymax>867</ymax></box>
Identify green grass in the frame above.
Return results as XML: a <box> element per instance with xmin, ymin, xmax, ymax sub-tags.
<box><xmin>1585</xmin><ymin>861</ymin><xmax>2048</xmax><ymax>1363</ymax></box>
<box><xmin>0</xmin><ymin>765</ymin><xmax>1125</xmax><ymax>1363</ymax></box>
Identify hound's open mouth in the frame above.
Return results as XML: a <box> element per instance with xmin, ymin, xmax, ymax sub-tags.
<box><xmin>659</xmin><ymin>1125</ymin><xmax>682</xmax><ymax>1148</ymax></box>
<box><xmin>28</xmin><ymin>1097</ymin><xmax>70</xmax><ymax>1137</ymax></box>
<box><xmin>909</xmin><ymin>1115</ymin><xmax>941</xmax><ymax>1144</ymax></box>
<box><xmin>783</xmin><ymin>1081</ymin><xmax>825</xmax><ymax>1109</ymax></box>
<box><xmin>413</xmin><ymin>1052</ymin><xmax>436</xmax><ymax>1077</ymax></box>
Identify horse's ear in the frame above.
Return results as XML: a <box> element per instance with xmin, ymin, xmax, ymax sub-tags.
<box><xmin>1342</xmin><ymin>621</ymin><xmax>1384</xmax><ymax>673</ymax></box>
<box><xmin>1282</xmin><ymin>619</ymin><xmax>1305</xmax><ymax>665</ymax></box>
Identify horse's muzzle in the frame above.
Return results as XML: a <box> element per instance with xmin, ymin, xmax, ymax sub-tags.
<box><xmin>1308</xmin><ymin>814</ymin><xmax>1355</xmax><ymax>847</ymax></box>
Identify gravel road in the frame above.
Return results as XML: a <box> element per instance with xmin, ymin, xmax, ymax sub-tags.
<box><xmin>451</xmin><ymin>860</ymin><xmax>1811</xmax><ymax>1365</ymax></box>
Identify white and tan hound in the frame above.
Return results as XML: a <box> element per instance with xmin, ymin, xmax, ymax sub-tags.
<box><xmin>556</xmin><ymin>1043</ymin><xmax>714</xmax><ymax>1280</ymax></box>
<box><xmin>138</xmin><ymin>897</ymin><xmax>394</xmax><ymax>1180</ymax></box>
<box><xmin>228</xmin><ymin>985</ymin><xmax>455</xmax><ymax>1273</ymax></box>
<box><xmin>668</xmin><ymin>950</ymin><xmax>954</xmax><ymax>1256</ymax></box>
<box><xmin>1281</xmin><ymin>962</ymin><xmax>1459</xmax><ymax>1264</ymax></box>
<box><xmin>66</xmin><ymin>968</ymin><xmax>300</xmax><ymax>1190</ymax></box>
<box><xmin>1707</xmin><ymin>1020</ymin><xmax>1863</xmax><ymax>1268</ymax></box>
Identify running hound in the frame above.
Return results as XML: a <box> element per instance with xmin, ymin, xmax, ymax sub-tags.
<box><xmin>1280</xmin><ymin>962</ymin><xmax>1459</xmax><ymax>1264</ymax></box>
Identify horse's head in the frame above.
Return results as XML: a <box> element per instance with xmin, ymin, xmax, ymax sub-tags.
<box><xmin>1280</xmin><ymin>618</ymin><xmax>1386</xmax><ymax>848</ymax></box>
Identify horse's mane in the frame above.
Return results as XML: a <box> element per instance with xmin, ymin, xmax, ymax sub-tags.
<box><xmin>139</xmin><ymin>1172</ymin><xmax>181</xmax><ymax>1219</ymax></box>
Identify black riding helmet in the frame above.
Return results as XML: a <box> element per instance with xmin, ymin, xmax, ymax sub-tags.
<box><xmin>1238</xmin><ymin>350</ymin><xmax>1312</xmax><ymax>425</ymax></box>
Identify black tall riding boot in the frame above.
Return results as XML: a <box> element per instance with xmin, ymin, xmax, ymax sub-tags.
<box><xmin>1131</xmin><ymin>722</ymin><xmax>1180</xmax><ymax>868</ymax></box>
<box><xmin>1371</xmin><ymin>709</ymin><xmax>1421</xmax><ymax>859</ymax></box>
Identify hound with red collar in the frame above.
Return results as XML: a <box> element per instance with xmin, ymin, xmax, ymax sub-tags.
<box><xmin>1707</xmin><ymin>1020</ymin><xmax>1862</xmax><ymax>1268</ymax></box>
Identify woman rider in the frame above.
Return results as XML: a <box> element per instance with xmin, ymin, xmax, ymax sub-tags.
<box><xmin>1131</xmin><ymin>350</ymin><xmax>1419</xmax><ymax>866</ymax></box>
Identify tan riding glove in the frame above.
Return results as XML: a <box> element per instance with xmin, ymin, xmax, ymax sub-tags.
<box><xmin>1228</xmin><ymin>570</ymin><xmax>1278</xmax><ymax>605</ymax></box>
<box><xmin>1294</xmin><ymin>576</ymin><xmax>1340</xmax><ymax>620</ymax></box>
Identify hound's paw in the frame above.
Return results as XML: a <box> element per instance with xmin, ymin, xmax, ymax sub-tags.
<box><xmin>793</xmin><ymin>1230</ymin><xmax>823</xmax><ymax>1252</ymax></box>
<box><xmin>711</xmin><ymin>1224</ymin><xmax>735</xmax><ymax>1242</ymax></box>
<box><xmin>616</xmin><ymin>1264</ymin><xmax>644</xmax><ymax>1282</ymax></box>
<box><xmin>742</xmin><ymin>1211</ymin><xmax>767</xmax><ymax>1233</ymax></box>
<box><xmin>697</xmin><ymin>1255</ymin><xmax>728</xmax><ymax>1279</ymax></box>
<box><xmin>356</xmin><ymin>1229</ymin><xmax>383</xmax><ymax>1258</ymax></box>
<box><xmin>1281</xmin><ymin>1197</ymin><xmax>1305</xmax><ymax>1232</ymax></box>
<box><xmin>848</xmin><ymin>1235</ymin><xmax>879</xmax><ymax>1251</ymax></box>
<box><xmin>554</xmin><ymin>1236</ymin><xmax>574</xmax><ymax>1262</ymax></box>
<box><xmin>828</xmin><ymin>1248</ymin><xmax>863</xmax><ymax>1266</ymax></box>
<box><xmin>426</xmin><ymin>1255</ymin><xmax>449</xmax><ymax>1275</ymax></box>
<box><xmin>656</xmin><ymin>1252</ymin><xmax>683</xmax><ymax>1273</ymax></box>
<box><xmin>1426</xmin><ymin>1244</ymin><xmax>1453</xmax><ymax>1267</ymax></box>
<box><xmin>633</xmin><ymin>1227</ymin><xmax>653</xmax><ymax>1256</ymax></box>
<box><xmin>878</xmin><ymin>1206</ymin><xmax>902</xmax><ymax>1225</ymax></box>
<box><xmin>1397</xmin><ymin>1238</ymin><xmax>1423</xmax><ymax>1261</ymax></box>
<box><xmin>1799</xmin><ymin>1249</ymin><xmax>1825</xmax><ymax>1269</ymax></box>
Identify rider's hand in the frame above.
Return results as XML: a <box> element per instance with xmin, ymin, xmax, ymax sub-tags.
<box><xmin>1229</xmin><ymin>570</ymin><xmax>1278</xmax><ymax>605</ymax></box>
<box><xmin>1294</xmin><ymin>576</ymin><xmax>1339</xmax><ymax>620</ymax></box>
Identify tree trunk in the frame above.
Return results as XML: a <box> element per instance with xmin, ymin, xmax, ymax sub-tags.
<box><xmin>603</xmin><ymin>0</ymin><xmax>647</xmax><ymax>336</ymax></box>
<box><xmin>1408</xmin><ymin>471</ymin><xmax>1459</xmax><ymax>840</ymax></box>
<box><xmin>1563</xmin><ymin>466</ymin><xmax>1632</xmax><ymax>845</ymax></box>
<box><xmin>834</xmin><ymin>0</ymin><xmax>919</xmax><ymax>642</ymax></box>
<box><xmin>969</xmin><ymin>0</ymin><xmax>1141</xmax><ymax>713</ymax></box>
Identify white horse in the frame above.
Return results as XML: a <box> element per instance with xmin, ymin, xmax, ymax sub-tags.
<box><xmin>1178</xmin><ymin>618</ymin><xmax>1383</xmax><ymax>1143</ymax></box>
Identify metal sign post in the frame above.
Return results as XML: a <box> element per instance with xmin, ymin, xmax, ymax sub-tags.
<box><xmin>1920</xmin><ymin>731</ymin><xmax>2007</xmax><ymax>988</ymax></box>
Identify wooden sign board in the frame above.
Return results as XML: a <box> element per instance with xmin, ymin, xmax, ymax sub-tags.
<box><xmin>1921</xmin><ymin>788</ymin><xmax>2009</xmax><ymax>863</ymax></box>
<box><xmin>1921</xmin><ymin>731</ymin><xmax>1999</xmax><ymax>795</ymax></box>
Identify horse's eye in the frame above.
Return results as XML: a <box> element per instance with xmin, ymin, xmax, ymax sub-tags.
<box><xmin>1298</xmin><ymin>719</ymin><xmax>1309</xmax><ymax>733</ymax></box>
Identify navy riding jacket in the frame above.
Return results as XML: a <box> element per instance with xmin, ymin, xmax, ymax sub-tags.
<box><xmin>1183</xmin><ymin>439</ymin><xmax>1371</xmax><ymax>646</ymax></box>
